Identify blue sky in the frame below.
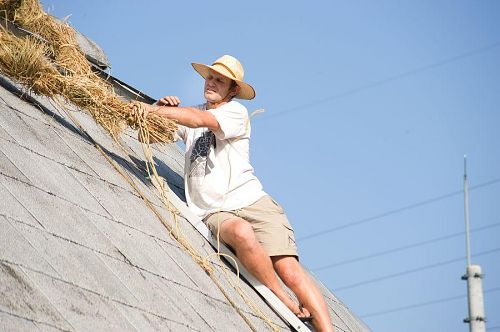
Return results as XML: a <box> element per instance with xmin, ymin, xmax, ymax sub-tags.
<box><xmin>41</xmin><ymin>1</ymin><xmax>500</xmax><ymax>331</ymax></box>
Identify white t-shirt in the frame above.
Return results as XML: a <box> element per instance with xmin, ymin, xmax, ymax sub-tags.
<box><xmin>175</xmin><ymin>101</ymin><xmax>267</xmax><ymax>219</ymax></box>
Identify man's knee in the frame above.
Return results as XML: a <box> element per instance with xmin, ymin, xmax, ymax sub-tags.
<box><xmin>221</xmin><ymin>218</ymin><xmax>257</xmax><ymax>250</ymax></box>
<box><xmin>274</xmin><ymin>257</ymin><xmax>304</xmax><ymax>289</ymax></box>
<box><xmin>282</xmin><ymin>267</ymin><xmax>304</xmax><ymax>288</ymax></box>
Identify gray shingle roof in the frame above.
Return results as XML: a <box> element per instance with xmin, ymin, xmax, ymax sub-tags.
<box><xmin>0</xmin><ymin>46</ymin><xmax>371</xmax><ymax>332</ymax></box>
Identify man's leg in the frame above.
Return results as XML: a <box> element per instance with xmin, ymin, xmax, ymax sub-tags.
<box><xmin>218</xmin><ymin>217</ymin><xmax>304</xmax><ymax>315</ymax></box>
<box><xmin>272</xmin><ymin>256</ymin><xmax>334</xmax><ymax>332</ymax></box>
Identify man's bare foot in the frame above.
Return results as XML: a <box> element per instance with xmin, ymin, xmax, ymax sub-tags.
<box><xmin>297</xmin><ymin>303</ymin><xmax>312</xmax><ymax>319</ymax></box>
<box><xmin>275</xmin><ymin>292</ymin><xmax>311</xmax><ymax>319</ymax></box>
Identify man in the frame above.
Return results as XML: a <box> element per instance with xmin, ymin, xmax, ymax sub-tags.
<box><xmin>137</xmin><ymin>55</ymin><xmax>334</xmax><ymax>332</ymax></box>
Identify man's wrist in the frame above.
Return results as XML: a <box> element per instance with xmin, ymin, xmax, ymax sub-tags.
<box><xmin>149</xmin><ymin>105</ymin><xmax>164</xmax><ymax>116</ymax></box>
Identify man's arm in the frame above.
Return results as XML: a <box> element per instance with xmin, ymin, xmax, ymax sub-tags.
<box><xmin>151</xmin><ymin>105</ymin><xmax>221</xmax><ymax>132</ymax></box>
<box><xmin>139</xmin><ymin>101</ymin><xmax>221</xmax><ymax>132</ymax></box>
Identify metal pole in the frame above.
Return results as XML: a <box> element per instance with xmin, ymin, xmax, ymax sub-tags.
<box><xmin>464</xmin><ymin>265</ymin><xmax>486</xmax><ymax>332</ymax></box>
<box><xmin>462</xmin><ymin>155</ymin><xmax>486</xmax><ymax>332</ymax></box>
<box><xmin>464</xmin><ymin>155</ymin><xmax>471</xmax><ymax>266</ymax></box>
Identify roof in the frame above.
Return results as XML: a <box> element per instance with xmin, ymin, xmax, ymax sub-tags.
<box><xmin>0</xmin><ymin>29</ymin><xmax>371</xmax><ymax>332</ymax></box>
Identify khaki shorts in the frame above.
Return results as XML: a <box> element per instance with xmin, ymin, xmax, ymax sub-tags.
<box><xmin>203</xmin><ymin>195</ymin><xmax>298</xmax><ymax>257</ymax></box>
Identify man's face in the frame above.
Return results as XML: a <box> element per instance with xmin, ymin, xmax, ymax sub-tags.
<box><xmin>204</xmin><ymin>69</ymin><xmax>235</xmax><ymax>103</ymax></box>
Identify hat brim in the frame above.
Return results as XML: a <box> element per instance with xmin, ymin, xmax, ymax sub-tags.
<box><xmin>192</xmin><ymin>62</ymin><xmax>256</xmax><ymax>100</ymax></box>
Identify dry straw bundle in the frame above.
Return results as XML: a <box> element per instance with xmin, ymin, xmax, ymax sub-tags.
<box><xmin>0</xmin><ymin>31</ymin><xmax>61</xmax><ymax>96</ymax></box>
<box><xmin>0</xmin><ymin>0</ymin><xmax>177</xmax><ymax>143</ymax></box>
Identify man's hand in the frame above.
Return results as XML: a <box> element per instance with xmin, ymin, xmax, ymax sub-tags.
<box><xmin>130</xmin><ymin>102</ymin><xmax>156</xmax><ymax>118</ymax></box>
<box><xmin>156</xmin><ymin>96</ymin><xmax>181</xmax><ymax>107</ymax></box>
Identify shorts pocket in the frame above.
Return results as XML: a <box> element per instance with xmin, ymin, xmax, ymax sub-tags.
<box><xmin>283</xmin><ymin>223</ymin><xmax>296</xmax><ymax>248</ymax></box>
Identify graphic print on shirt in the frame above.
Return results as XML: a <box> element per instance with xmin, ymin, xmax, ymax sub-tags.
<box><xmin>189</xmin><ymin>130</ymin><xmax>216</xmax><ymax>178</ymax></box>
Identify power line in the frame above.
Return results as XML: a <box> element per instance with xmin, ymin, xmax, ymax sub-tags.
<box><xmin>332</xmin><ymin>247</ymin><xmax>500</xmax><ymax>292</ymax></box>
<box><xmin>297</xmin><ymin>177</ymin><xmax>500</xmax><ymax>242</ymax></box>
<box><xmin>360</xmin><ymin>287</ymin><xmax>500</xmax><ymax>318</ymax></box>
<box><xmin>258</xmin><ymin>41</ymin><xmax>500</xmax><ymax>121</ymax></box>
<box><xmin>311</xmin><ymin>221</ymin><xmax>500</xmax><ymax>271</ymax></box>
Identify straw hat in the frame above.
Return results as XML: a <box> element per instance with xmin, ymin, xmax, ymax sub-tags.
<box><xmin>192</xmin><ymin>55</ymin><xmax>256</xmax><ymax>100</ymax></box>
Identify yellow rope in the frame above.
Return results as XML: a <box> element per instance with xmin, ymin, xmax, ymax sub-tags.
<box><xmin>53</xmin><ymin>99</ymin><xmax>279</xmax><ymax>331</ymax></box>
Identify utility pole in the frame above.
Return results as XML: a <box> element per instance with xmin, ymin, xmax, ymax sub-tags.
<box><xmin>461</xmin><ymin>155</ymin><xmax>486</xmax><ymax>332</ymax></box>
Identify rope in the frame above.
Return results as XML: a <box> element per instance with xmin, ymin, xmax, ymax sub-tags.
<box><xmin>52</xmin><ymin>98</ymin><xmax>279</xmax><ymax>331</ymax></box>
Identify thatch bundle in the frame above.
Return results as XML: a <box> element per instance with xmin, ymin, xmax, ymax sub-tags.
<box><xmin>0</xmin><ymin>31</ymin><xmax>61</xmax><ymax>96</ymax></box>
<box><xmin>0</xmin><ymin>0</ymin><xmax>177</xmax><ymax>143</ymax></box>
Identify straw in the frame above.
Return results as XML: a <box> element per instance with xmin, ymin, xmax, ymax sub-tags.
<box><xmin>0</xmin><ymin>0</ymin><xmax>177</xmax><ymax>143</ymax></box>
